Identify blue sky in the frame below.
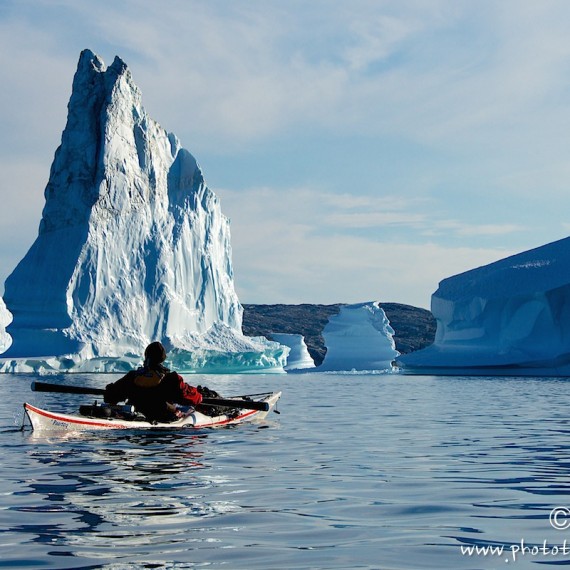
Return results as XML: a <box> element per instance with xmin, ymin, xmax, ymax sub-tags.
<box><xmin>1</xmin><ymin>0</ymin><xmax>570</xmax><ymax>309</ymax></box>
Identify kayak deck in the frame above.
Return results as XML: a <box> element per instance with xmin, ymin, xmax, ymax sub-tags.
<box><xmin>23</xmin><ymin>391</ymin><xmax>281</xmax><ymax>431</ymax></box>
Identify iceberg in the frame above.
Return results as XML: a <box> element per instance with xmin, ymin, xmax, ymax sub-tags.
<box><xmin>1</xmin><ymin>49</ymin><xmax>284</xmax><ymax>373</ymax></box>
<box><xmin>167</xmin><ymin>324</ymin><xmax>289</xmax><ymax>374</ymax></box>
<box><xmin>271</xmin><ymin>333</ymin><xmax>315</xmax><ymax>370</ymax></box>
<box><xmin>317</xmin><ymin>302</ymin><xmax>399</xmax><ymax>372</ymax></box>
<box><xmin>0</xmin><ymin>298</ymin><xmax>12</xmax><ymax>354</ymax></box>
<box><xmin>399</xmin><ymin>236</ymin><xmax>570</xmax><ymax>375</ymax></box>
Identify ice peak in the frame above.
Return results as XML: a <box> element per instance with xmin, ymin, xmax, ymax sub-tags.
<box><xmin>2</xmin><ymin>49</ymin><xmax>248</xmax><ymax>366</ymax></box>
<box><xmin>77</xmin><ymin>48</ymin><xmax>104</xmax><ymax>72</ymax></box>
<box><xmin>76</xmin><ymin>49</ymin><xmax>128</xmax><ymax>76</ymax></box>
<box><xmin>109</xmin><ymin>55</ymin><xmax>128</xmax><ymax>75</ymax></box>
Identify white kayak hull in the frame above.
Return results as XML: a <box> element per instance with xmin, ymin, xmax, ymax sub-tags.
<box><xmin>24</xmin><ymin>392</ymin><xmax>281</xmax><ymax>431</ymax></box>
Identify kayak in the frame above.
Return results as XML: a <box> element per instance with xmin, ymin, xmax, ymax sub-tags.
<box><xmin>23</xmin><ymin>391</ymin><xmax>281</xmax><ymax>432</ymax></box>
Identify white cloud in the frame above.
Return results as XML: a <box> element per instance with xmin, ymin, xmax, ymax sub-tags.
<box><xmin>341</xmin><ymin>12</ymin><xmax>422</xmax><ymax>71</ymax></box>
<box><xmin>217</xmin><ymin>185</ymin><xmax>515</xmax><ymax>307</ymax></box>
<box><xmin>424</xmin><ymin>221</ymin><xmax>523</xmax><ymax>238</ymax></box>
<box><xmin>5</xmin><ymin>0</ymin><xmax>570</xmax><ymax>161</ymax></box>
<box><xmin>1</xmin><ymin>0</ymin><xmax>569</xmax><ymax>307</ymax></box>
<box><xmin>0</xmin><ymin>1</ymin><xmax>458</xmax><ymax>146</ymax></box>
<box><xmin>220</xmin><ymin>185</ymin><xmax>522</xmax><ymax>240</ymax></box>
<box><xmin>5</xmin><ymin>0</ymin><xmax>570</xmax><ymax>148</ymax></box>
<box><xmin>229</xmin><ymin>221</ymin><xmax>512</xmax><ymax>309</ymax></box>
<box><xmin>326</xmin><ymin>211</ymin><xmax>427</xmax><ymax>229</ymax></box>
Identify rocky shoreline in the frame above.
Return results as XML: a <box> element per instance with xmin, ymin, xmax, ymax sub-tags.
<box><xmin>243</xmin><ymin>303</ymin><xmax>436</xmax><ymax>366</ymax></box>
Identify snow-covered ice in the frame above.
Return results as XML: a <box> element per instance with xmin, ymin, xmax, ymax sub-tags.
<box><xmin>0</xmin><ymin>49</ymin><xmax>285</xmax><ymax>373</ymax></box>
<box><xmin>271</xmin><ymin>333</ymin><xmax>315</xmax><ymax>370</ymax></box>
<box><xmin>399</xmin><ymin>236</ymin><xmax>570</xmax><ymax>375</ymax></box>
<box><xmin>317</xmin><ymin>302</ymin><xmax>399</xmax><ymax>372</ymax></box>
<box><xmin>167</xmin><ymin>324</ymin><xmax>289</xmax><ymax>374</ymax></box>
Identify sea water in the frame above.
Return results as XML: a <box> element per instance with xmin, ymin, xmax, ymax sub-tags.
<box><xmin>1</xmin><ymin>372</ymin><xmax>570</xmax><ymax>569</ymax></box>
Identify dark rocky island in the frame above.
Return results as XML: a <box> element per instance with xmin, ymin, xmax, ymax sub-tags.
<box><xmin>243</xmin><ymin>303</ymin><xmax>436</xmax><ymax>366</ymax></box>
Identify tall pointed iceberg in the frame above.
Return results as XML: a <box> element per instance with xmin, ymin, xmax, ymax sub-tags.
<box><xmin>1</xmin><ymin>50</ymin><xmax>283</xmax><ymax>371</ymax></box>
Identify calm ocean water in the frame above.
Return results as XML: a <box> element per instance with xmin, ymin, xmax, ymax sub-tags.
<box><xmin>2</xmin><ymin>372</ymin><xmax>570</xmax><ymax>569</ymax></box>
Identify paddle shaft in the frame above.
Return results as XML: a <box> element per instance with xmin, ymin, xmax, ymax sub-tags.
<box><xmin>32</xmin><ymin>381</ymin><xmax>104</xmax><ymax>395</ymax></box>
<box><xmin>31</xmin><ymin>381</ymin><xmax>269</xmax><ymax>412</ymax></box>
<box><xmin>201</xmin><ymin>397</ymin><xmax>269</xmax><ymax>412</ymax></box>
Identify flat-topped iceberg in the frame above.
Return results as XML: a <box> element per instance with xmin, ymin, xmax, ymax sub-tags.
<box><xmin>399</xmin><ymin>236</ymin><xmax>570</xmax><ymax>375</ymax></box>
<box><xmin>317</xmin><ymin>302</ymin><xmax>399</xmax><ymax>372</ymax></box>
<box><xmin>0</xmin><ymin>49</ymin><xmax>285</xmax><ymax>373</ymax></box>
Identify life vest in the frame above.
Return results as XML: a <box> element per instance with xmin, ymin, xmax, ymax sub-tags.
<box><xmin>133</xmin><ymin>369</ymin><xmax>165</xmax><ymax>388</ymax></box>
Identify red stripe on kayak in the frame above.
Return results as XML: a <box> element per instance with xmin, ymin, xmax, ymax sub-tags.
<box><xmin>25</xmin><ymin>403</ymin><xmax>128</xmax><ymax>429</ymax></box>
<box><xmin>207</xmin><ymin>408</ymin><xmax>257</xmax><ymax>426</ymax></box>
<box><xmin>24</xmin><ymin>403</ymin><xmax>262</xmax><ymax>429</ymax></box>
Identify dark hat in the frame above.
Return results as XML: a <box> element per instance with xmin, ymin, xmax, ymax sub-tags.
<box><xmin>144</xmin><ymin>341</ymin><xmax>167</xmax><ymax>365</ymax></box>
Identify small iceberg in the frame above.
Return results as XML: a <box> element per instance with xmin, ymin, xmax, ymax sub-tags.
<box><xmin>271</xmin><ymin>333</ymin><xmax>315</xmax><ymax>371</ymax></box>
<box><xmin>317</xmin><ymin>302</ymin><xmax>400</xmax><ymax>372</ymax></box>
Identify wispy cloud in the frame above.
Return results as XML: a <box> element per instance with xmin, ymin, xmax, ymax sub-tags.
<box><xmin>424</xmin><ymin>221</ymin><xmax>523</xmax><ymax>238</ymax></box>
<box><xmin>1</xmin><ymin>0</ymin><xmax>569</xmax><ymax>307</ymax></box>
<box><xmin>326</xmin><ymin>211</ymin><xmax>427</xmax><ymax>229</ymax></box>
<box><xmin>217</xmin><ymin>185</ymin><xmax>515</xmax><ymax>306</ymax></box>
<box><xmin>222</xmin><ymin>186</ymin><xmax>522</xmax><ymax>239</ymax></box>
<box><xmin>5</xmin><ymin>1</ymin><xmax>570</xmax><ymax>147</ymax></box>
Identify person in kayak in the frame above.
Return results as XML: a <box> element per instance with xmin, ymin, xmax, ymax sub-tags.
<box><xmin>103</xmin><ymin>341</ymin><xmax>203</xmax><ymax>422</ymax></box>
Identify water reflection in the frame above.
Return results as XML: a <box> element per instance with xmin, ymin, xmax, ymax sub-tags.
<box><xmin>9</xmin><ymin>428</ymin><xmax>251</xmax><ymax>566</ymax></box>
<box><xmin>10</xmin><ymin>373</ymin><xmax>570</xmax><ymax>569</ymax></box>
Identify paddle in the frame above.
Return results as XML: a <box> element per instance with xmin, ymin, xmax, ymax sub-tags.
<box><xmin>31</xmin><ymin>381</ymin><xmax>270</xmax><ymax>412</ymax></box>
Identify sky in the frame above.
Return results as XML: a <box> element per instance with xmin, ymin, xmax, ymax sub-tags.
<box><xmin>1</xmin><ymin>0</ymin><xmax>570</xmax><ymax>309</ymax></box>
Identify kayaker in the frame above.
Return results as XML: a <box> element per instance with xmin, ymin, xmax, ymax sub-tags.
<box><xmin>103</xmin><ymin>341</ymin><xmax>203</xmax><ymax>422</ymax></box>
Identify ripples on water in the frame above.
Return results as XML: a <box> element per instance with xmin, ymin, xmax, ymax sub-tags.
<box><xmin>2</xmin><ymin>373</ymin><xmax>570</xmax><ymax>569</ymax></box>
